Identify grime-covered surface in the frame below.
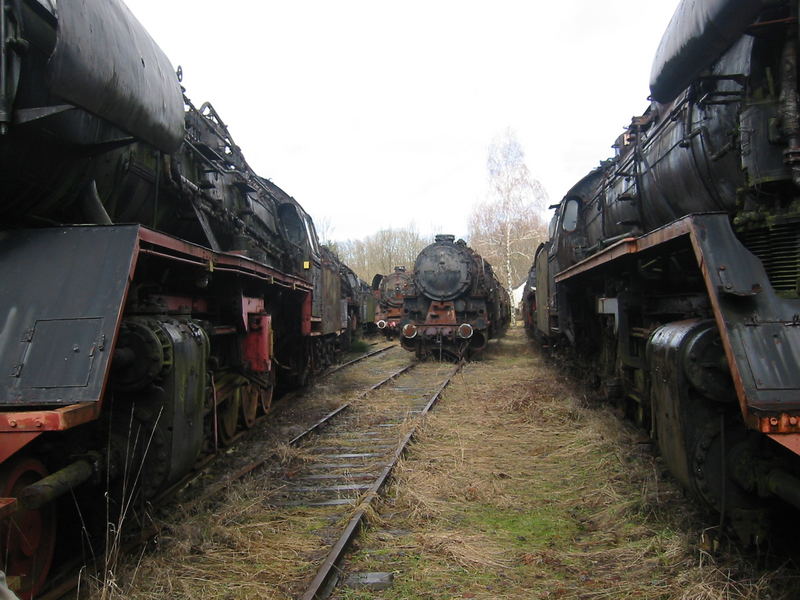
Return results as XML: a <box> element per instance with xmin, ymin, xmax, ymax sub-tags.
<box><xmin>333</xmin><ymin>327</ymin><xmax>800</xmax><ymax>600</ymax></box>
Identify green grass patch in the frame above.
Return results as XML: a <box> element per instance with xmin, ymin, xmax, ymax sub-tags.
<box><xmin>460</xmin><ymin>504</ymin><xmax>576</xmax><ymax>549</ymax></box>
<box><xmin>348</xmin><ymin>338</ymin><xmax>371</xmax><ymax>353</ymax></box>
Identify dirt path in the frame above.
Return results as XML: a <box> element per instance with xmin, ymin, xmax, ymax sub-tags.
<box><xmin>334</xmin><ymin>326</ymin><xmax>798</xmax><ymax>600</ymax></box>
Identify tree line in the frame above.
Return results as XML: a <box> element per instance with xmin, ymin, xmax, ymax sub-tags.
<box><xmin>331</xmin><ymin>226</ymin><xmax>429</xmax><ymax>284</ymax></box>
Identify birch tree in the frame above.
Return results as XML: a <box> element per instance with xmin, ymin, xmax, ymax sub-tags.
<box><xmin>468</xmin><ymin>129</ymin><xmax>548</xmax><ymax>294</ymax></box>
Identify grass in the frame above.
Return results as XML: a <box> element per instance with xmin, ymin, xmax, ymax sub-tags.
<box><xmin>461</xmin><ymin>503</ymin><xmax>576</xmax><ymax>549</ymax></box>
<box><xmin>347</xmin><ymin>338</ymin><xmax>372</xmax><ymax>354</ymax></box>
<box><xmin>106</xmin><ymin>477</ymin><xmax>335</xmax><ymax>599</ymax></box>
<box><xmin>333</xmin><ymin>327</ymin><xmax>800</xmax><ymax>600</ymax></box>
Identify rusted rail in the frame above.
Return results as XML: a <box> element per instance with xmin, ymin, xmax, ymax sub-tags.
<box><xmin>319</xmin><ymin>343</ymin><xmax>397</xmax><ymax>379</ymax></box>
<box><xmin>290</xmin><ymin>362</ymin><xmax>415</xmax><ymax>445</ymax></box>
<box><xmin>299</xmin><ymin>359</ymin><xmax>465</xmax><ymax>600</ymax></box>
<box><xmin>191</xmin><ymin>361</ymin><xmax>417</xmax><ymax>505</ymax></box>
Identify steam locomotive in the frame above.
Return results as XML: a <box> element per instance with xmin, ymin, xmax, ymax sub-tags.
<box><xmin>372</xmin><ymin>266</ymin><xmax>412</xmax><ymax>339</ymax></box>
<box><xmin>529</xmin><ymin>0</ymin><xmax>800</xmax><ymax>541</ymax></box>
<box><xmin>400</xmin><ymin>235</ymin><xmax>510</xmax><ymax>360</ymax></box>
<box><xmin>0</xmin><ymin>0</ymin><xmax>361</xmax><ymax>596</ymax></box>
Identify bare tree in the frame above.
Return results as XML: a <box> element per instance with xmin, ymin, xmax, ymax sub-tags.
<box><xmin>316</xmin><ymin>215</ymin><xmax>335</xmax><ymax>245</ymax></box>
<box><xmin>336</xmin><ymin>223</ymin><xmax>428</xmax><ymax>282</ymax></box>
<box><xmin>468</xmin><ymin>129</ymin><xmax>548</xmax><ymax>293</ymax></box>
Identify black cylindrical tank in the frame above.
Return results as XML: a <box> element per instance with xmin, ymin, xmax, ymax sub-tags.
<box><xmin>414</xmin><ymin>234</ymin><xmax>473</xmax><ymax>301</ymax></box>
<box><xmin>380</xmin><ymin>267</ymin><xmax>411</xmax><ymax>307</ymax></box>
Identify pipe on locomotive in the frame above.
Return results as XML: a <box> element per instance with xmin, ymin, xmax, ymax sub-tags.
<box><xmin>18</xmin><ymin>455</ymin><xmax>99</xmax><ymax>511</ymax></box>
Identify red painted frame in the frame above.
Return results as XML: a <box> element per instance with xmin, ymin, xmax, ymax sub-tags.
<box><xmin>0</xmin><ymin>225</ymin><xmax>312</xmax><ymax>461</ymax></box>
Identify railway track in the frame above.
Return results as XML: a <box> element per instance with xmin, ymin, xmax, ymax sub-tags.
<box><xmin>295</xmin><ymin>359</ymin><xmax>464</xmax><ymax>599</ymax></box>
<box><xmin>159</xmin><ymin>355</ymin><xmax>463</xmax><ymax>598</ymax></box>
<box><xmin>38</xmin><ymin>341</ymin><xmax>404</xmax><ymax>600</ymax></box>
<box><xmin>94</xmin><ymin>355</ymin><xmax>461</xmax><ymax>599</ymax></box>
<box><xmin>171</xmin><ymin>346</ymin><xmax>415</xmax><ymax>510</ymax></box>
<box><xmin>319</xmin><ymin>343</ymin><xmax>395</xmax><ymax>379</ymax></box>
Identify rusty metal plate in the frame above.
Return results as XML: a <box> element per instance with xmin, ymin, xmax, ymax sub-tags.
<box><xmin>0</xmin><ymin>226</ymin><xmax>139</xmax><ymax>405</ymax></box>
<box><xmin>737</xmin><ymin>324</ymin><xmax>800</xmax><ymax>391</ymax></box>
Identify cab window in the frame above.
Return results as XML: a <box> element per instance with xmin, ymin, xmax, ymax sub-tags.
<box><xmin>304</xmin><ymin>216</ymin><xmax>320</xmax><ymax>256</ymax></box>
<box><xmin>562</xmin><ymin>199</ymin><xmax>579</xmax><ymax>232</ymax></box>
<box><xmin>278</xmin><ymin>204</ymin><xmax>305</xmax><ymax>246</ymax></box>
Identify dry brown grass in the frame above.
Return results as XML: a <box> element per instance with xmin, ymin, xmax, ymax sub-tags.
<box><xmin>83</xmin><ymin>349</ymin><xmax>418</xmax><ymax>600</ymax></box>
<box><xmin>334</xmin><ymin>327</ymin><xmax>800</xmax><ymax>600</ymax></box>
<box><xmin>83</xmin><ymin>473</ymin><xmax>338</xmax><ymax>599</ymax></box>
<box><xmin>414</xmin><ymin>531</ymin><xmax>510</xmax><ymax>570</ymax></box>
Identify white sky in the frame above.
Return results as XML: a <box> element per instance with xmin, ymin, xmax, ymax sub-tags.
<box><xmin>123</xmin><ymin>0</ymin><xmax>680</xmax><ymax>242</ymax></box>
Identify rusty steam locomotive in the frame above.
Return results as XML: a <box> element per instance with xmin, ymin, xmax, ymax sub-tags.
<box><xmin>372</xmin><ymin>266</ymin><xmax>412</xmax><ymax>339</ymax></box>
<box><xmin>400</xmin><ymin>235</ymin><xmax>510</xmax><ymax>360</ymax></box>
<box><xmin>0</xmin><ymin>0</ymin><xmax>363</xmax><ymax>596</ymax></box>
<box><xmin>528</xmin><ymin>0</ymin><xmax>800</xmax><ymax>541</ymax></box>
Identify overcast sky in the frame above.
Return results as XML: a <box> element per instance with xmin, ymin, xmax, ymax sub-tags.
<box><xmin>123</xmin><ymin>0</ymin><xmax>679</xmax><ymax>242</ymax></box>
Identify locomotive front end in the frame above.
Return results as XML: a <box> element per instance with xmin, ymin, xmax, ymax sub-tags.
<box><xmin>373</xmin><ymin>266</ymin><xmax>411</xmax><ymax>339</ymax></box>
<box><xmin>401</xmin><ymin>235</ymin><xmax>501</xmax><ymax>360</ymax></box>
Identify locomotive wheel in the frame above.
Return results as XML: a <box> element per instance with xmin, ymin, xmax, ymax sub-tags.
<box><xmin>240</xmin><ymin>385</ymin><xmax>259</xmax><ymax>429</ymax></box>
<box><xmin>294</xmin><ymin>343</ymin><xmax>312</xmax><ymax>388</ymax></box>
<box><xmin>218</xmin><ymin>389</ymin><xmax>241</xmax><ymax>445</ymax></box>
<box><xmin>0</xmin><ymin>456</ymin><xmax>56</xmax><ymax>600</ymax></box>
<box><xmin>260</xmin><ymin>371</ymin><xmax>275</xmax><ymax>414</ymax></box>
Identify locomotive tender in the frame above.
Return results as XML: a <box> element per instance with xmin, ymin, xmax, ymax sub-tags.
<box><xmin>530</xmin><ymin>0</ymin><xmax>800</xmax><ymax>541</ymax></box>
<box><xmin>0</xmin><ymin>0</ymin><xmax>360</xmax><ymax>596</ymax></box>
<box><xmin>400</xmin><ymin>235</ymin><xmax>510</xmax><ymax>360</ymax></box>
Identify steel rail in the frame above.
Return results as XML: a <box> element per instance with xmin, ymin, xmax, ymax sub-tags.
<box><xmin>319</xmin><ymin>343</ymin><xmax>397</xmax><ymax>379</ymax></box>
<box><xmin>289</xmin><ymin>362</ymin><xmax>416</xmax><ymax>446</ymax></box>
<box><xmin>299</xmin><ymin>359</ymin><xmax>465</xmax><ymax>600</ymax></box>
<box><xmin>189</xmin><ymin>361</ymin><xmax>417</xmax><ymax>506</ymax></box>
